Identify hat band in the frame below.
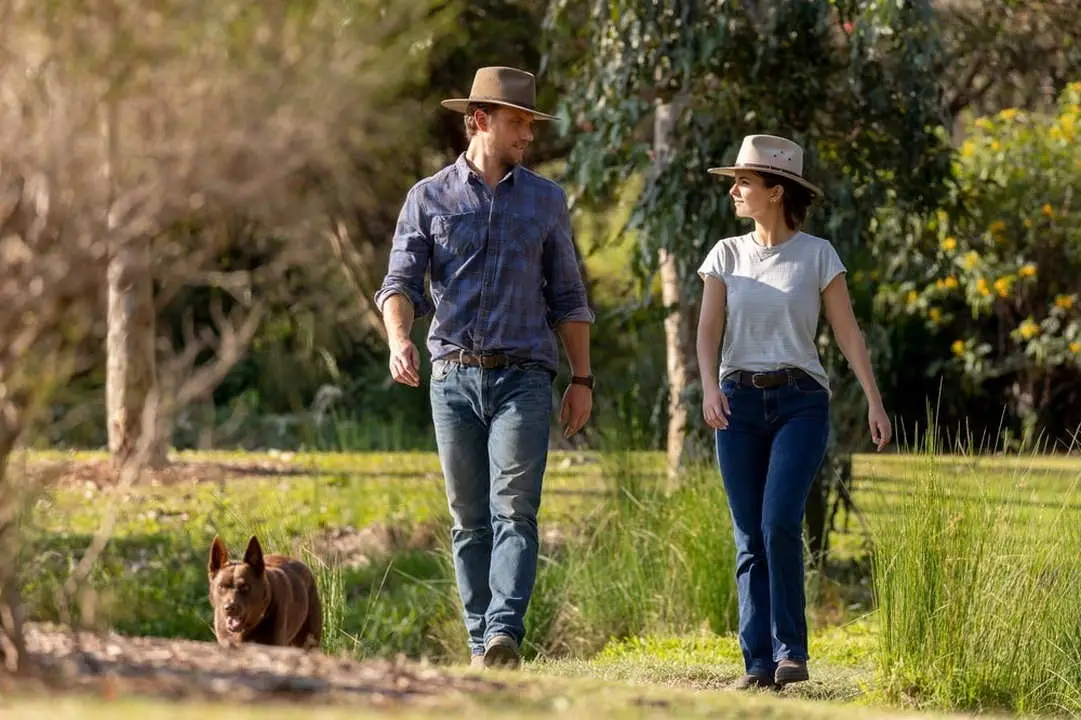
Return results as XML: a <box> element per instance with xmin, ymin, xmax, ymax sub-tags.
<box><xmin>465</xmin><ymin>95</ymin><xmax>536</xmax><ymax>110</ymax></box>
<box><xmin>735</xmin><ymin>161</ymin><xmax>804</xmax><ymax>178</ymax></box>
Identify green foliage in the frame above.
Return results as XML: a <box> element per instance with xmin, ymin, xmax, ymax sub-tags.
<box><xmin>544</xmin><ymin>0</ymin><xmax>956</xmax><ymax>479</ymax></box>
<box><xmin>547</xmin><ymin>0</ymin><xmax>952</xmax><ymax>283</ymax></box>
<box><xmin>876</xmin><ymin>83</ymin><xmax>1081</xmax><ymax>444</ymax></box>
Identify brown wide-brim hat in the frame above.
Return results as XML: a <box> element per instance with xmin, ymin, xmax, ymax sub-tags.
<box><xmin>708</xmin><ymin>134</ymin><xmax>824</xmax><ymax>197</ymax></box>
<box><xmin>441</xmin><ymin>66</ymin><xmax>556</xmax><ymax>121</ymax></box>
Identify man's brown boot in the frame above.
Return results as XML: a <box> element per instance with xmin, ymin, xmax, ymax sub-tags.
<box><xmin>483</xmin><ymin>634</ymin><xmax>521</xmax><ymax>669</ymax></box>
<box><xmin>774</xmin><ymin>659</ymin><xmax>809</xmax><ymax>686</ymax></box>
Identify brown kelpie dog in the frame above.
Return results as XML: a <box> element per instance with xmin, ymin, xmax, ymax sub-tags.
<box><xmin>208</xmin><ymin>535</ymin><xmax>322</xmax><ymax>650</ymax></box>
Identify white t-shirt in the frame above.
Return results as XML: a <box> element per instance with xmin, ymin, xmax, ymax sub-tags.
<box><xmin>697</xmin><ymin>231</ymin><xmax>846</xmax><ymax>392</ymax></box>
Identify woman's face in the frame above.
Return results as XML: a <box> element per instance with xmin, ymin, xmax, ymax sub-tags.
<box><xmin>728</xmin><ymin>171</ymin><xmax>780</xmax><ymax>220</ymax></box>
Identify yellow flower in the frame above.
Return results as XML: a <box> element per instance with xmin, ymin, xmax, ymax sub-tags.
<box><xmin>941</xmin><ymin>236</ymin><xmax>957</xmax><ymax>251</ymax></box>
<box><xmin>989</xmin><ymin>221</ymin><xmax>1006</xmax><ymax>233</ymax></box>
<box><xmin>990</xmin><ymin>140</ymin><xmax>1002</xmax><ymax>152</ymax></box>
<box><xmin>998</xmin><ymin>108</ymin><xmax>1018</xmax><ymax>121</ymax></box>
<box><xmin>975</xmin><ymin>117</ymin><xmax>993</xmax><ymax>130</ymax></box>
<box><xmin>951</xmin><ymin>339</ymin><xmax>965</xmax><ymax>356</ymax></box>
<box><xmin>960</xmin><ymin>140</ymin><xmax>975</xmax><ymax>158</ymax></box>
<box><xmin>1058</xmin><ymin>112</ymin><xmax>1076</xmax><ymax>140</ymax></box>
<box><xmin>944</xmin><ymin>276</ymin><xmax>959</xmax><ymax>289</ymax></box>
<box><xmin>993</xmin><ymin>277</ymin><xmax>1012</xmax><ymax>297</ymax></box>
<box><xmin>1018</xmin><ymin>318</ymin><xmax>1040</xmax><ymax>340</ymax></box>
<box><xmin>977</xmin><ymin>278</ymin><xmax>991</xmax><ymax>297</ymax></box>
<box><xmin>935</xmin><ymin>278</ymin><xmax>945</xmax><ymax>290</ymax></box>
<box><xmin>929</xmin><ymin>308</ymin><xmax>942</xmax><ymax>324</ymax></box>
<box><xmin>1019</xmin><ymin>263</ymin><xmax>1038</xmax><ymax>278</ymax></box>
<box><xmin>961</xmin><ymin>251</ymin><xmax>980</xmax><ymax>270</ymax></box>
<box><xmin>1055</xmin><ymin>294</ymin><xmax>1075</xmax><ymax>310</ymax></box>
<box><xmin>906</xmin><ymin>290</ymin><xmax>919</xmax><ymax>305</ymax></box>
<box><xmin>1042</xmin><ymin>203</ymin><xmax>1054</xmax><ymax>217</ymax></box>
<box><xmin>1070</xmin><ymin>341</ymin><xmax>1081</xmax><ymax>354</ymax></box>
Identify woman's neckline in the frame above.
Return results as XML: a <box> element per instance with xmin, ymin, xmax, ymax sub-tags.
<box><xmin>749</xmin><ymin>229</ymin><xmax>801</xmax><ymax>253</ymax></box>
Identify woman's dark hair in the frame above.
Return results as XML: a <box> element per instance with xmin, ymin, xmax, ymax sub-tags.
<box><xmin>755</xmin><ymin>171</ymin><xmax>814</xmax><ymax>230</ymax></box>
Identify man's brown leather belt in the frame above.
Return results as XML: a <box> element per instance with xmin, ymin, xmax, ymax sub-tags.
<box><xmin>730</xmin><ymin>367</ymin><xmax>810</xmax><ymax>389</ymax></box>
<box><xmin>437</xmin><ymin>350</ymin><xmax>528</xmax><ymax>369</ymax></box>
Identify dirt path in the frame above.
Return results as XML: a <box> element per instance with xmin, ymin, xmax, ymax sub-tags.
<box><xmin>19</xmin><ymin>624</ymin><xmax>504</xmax><ymax>708</ymax></box>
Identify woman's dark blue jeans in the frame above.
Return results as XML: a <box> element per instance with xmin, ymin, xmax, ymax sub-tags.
<box><xmin>715</xmin><ymin>372</ymin><xmax>831</xmax><ymax>677</ymax></box>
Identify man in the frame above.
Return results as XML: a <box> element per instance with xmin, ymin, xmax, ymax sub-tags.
<box><xmin>373</xmin><ymin>66</ymin><xmax>594</xmax><ymax>670</ymax></box>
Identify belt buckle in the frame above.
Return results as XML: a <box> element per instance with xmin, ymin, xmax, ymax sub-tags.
<box><xmin>751</xmin><ymin>373</ymin><xmax>769</xmax><ymax>389</ymax></box>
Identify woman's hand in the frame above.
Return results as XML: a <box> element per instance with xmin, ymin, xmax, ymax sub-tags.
<box><xmin>868</xmin><ymin>402</ymin><xmax>892</xmax><ymax>451</ymax></box>
<box><xmin>703</xmin><ymin>385</ymin><xmax>731</xmax><ymax>430</ymax></box>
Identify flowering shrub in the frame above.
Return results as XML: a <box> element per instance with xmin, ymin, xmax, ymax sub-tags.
<box><xmin>876</xmin><ymin>82</ymin><xmax>1081</xmax><ymax>438</ymax></box>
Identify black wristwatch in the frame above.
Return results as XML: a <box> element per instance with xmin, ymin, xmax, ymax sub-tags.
<box><xmin>571</xmin><ymin>375</ymin><xmax>595</xmax><ymax>390</ymax></box>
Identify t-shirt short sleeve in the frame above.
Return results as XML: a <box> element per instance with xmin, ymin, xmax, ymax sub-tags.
<box><xmin>818</xmin><ymin>241</ymin><xmax>847</xmax><ymax>292</ymax></box>
<box><xmin>698</xmin><ymin>240</ymin><xmax>730</xmax><ymax>282</ymax></box>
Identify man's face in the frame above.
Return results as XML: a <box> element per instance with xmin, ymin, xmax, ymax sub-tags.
<box><xmin>479</xmin><ymin>106</ymin><xmax>535</xmax><ymax>166</ymax></box>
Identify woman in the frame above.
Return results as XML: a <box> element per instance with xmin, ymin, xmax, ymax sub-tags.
<box><xmin>695</xmin><ymin>134</ymin><xmax>891</xmax><ymax>690</ymax></box>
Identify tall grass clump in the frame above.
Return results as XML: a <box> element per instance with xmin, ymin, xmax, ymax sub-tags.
<box><xmin>554</xmin><ymin>454</ymin><xmax>738</xmax><ymax>654</ymax></box>
<box><xmin>870</xmin><ymin>428</ymin><xmax>1081</xmax><ymax>714</ymax></box>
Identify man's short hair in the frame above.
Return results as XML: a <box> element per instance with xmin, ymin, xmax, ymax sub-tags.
<box><xmin>464</xmin><ymin>102</ymin><xmax>500</xmax><ymax>139</ymax></box>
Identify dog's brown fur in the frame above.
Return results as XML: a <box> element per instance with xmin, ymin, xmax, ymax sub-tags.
<box><xmin>208</xmin><ymin>535</ymin><xmax>322</xmax><ymax>650</ymax></box>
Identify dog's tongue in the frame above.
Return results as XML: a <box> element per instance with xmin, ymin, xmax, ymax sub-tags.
<box><xmin>226</xmin><ymin>617</ymin><xmax>243</xmax><ymax>633</ymax></box>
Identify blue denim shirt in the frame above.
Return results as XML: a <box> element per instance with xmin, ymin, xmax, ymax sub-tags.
<box><xmin>374</xmin><ymin>154</ymin><xmax>594</xmax><ymax>372</ymax></box>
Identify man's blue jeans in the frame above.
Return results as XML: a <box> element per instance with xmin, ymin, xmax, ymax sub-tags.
<box><xmin>429</xmin><ymin>359</ymin><xmax>553</xmax><ymax>656</ymax></box>
<box><xmin>715</xmin><ymin>372</ymin><xmax>831</xmax><ymax>677</ymax></box>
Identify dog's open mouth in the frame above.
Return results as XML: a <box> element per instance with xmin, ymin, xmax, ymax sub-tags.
<box><xmin>226</xmin><ymin>616</ymin><xmax>244</xmax><ymax>633</ymax></box>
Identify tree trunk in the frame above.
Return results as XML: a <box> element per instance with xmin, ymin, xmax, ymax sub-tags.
<box><xmin>654</xmin><ymin>100</ymin><xmax>698</xmax><ymax>487</ymax></box>
<box><xmin>103</xmin><ymin>101</ymin><xmax>167</xmax><ymax>469</ymax></box>
<box><xmin>107</xmin><ymin>246</ymin><xmax>166</xmax><ymax>467</ymax></box>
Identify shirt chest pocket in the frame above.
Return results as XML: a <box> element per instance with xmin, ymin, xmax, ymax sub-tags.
<box><xmin>431</xmin><ymin>212</ymin><xmax>484</xmax><ymax>258</ymax></box>
<box><xmin>504</xmin><ymin>212</ymin><xmax>546</xmax><ymax>262</ymax></box>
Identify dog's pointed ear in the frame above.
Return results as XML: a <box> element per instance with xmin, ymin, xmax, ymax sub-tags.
<box><xmin>209</xmin><ymin>535</ymin><xmax>229</xmax><ymax>577</ymax></box>
<box><xmin>243</xmin><ymin>535</ymin><xmax>265</xmax><ymax>575</ymax></box>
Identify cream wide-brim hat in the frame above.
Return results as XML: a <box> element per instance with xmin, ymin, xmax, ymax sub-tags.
<box><xmin>708</xmin><ymin>134</ymin><xmax>824</xmax><ymax>197</ymax></box>
<box><xmin>441</xmin><ymin>66</ymin><xmax>556</xmax><ymax>121</ymax></box>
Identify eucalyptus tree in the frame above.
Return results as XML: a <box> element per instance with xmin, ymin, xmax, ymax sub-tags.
<box><xmin>545</xmin><ymin>0</ymin><xmax>953</xmax><ymax>556</ymax></box>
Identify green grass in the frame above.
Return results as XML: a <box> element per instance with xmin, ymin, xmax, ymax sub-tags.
<box><xmin>868</xmin><ymin>448</ymin><xmax>1081</xmax><ymax>715</ymax></box>
<box><xmin>16</xmin><ymin>447</ymin><xmax>1081</xmax><ymax>716</ymax></box>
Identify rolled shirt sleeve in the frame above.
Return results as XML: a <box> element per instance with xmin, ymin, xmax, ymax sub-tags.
<box><xmin>374</xmin><ymin>183</ymin><xmax>434</xmax><ymax>318</ymax></box>
<box><xmin>542</xmin><ymin>190</ymin><xmax>595</xmax><ymax>327</ymax></box>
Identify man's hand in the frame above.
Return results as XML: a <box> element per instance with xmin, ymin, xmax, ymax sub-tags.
<box><xmin>389</xmin><ymin>337</ymin><xmax>421</xmax><ymax>387</ymax></box>
<box><xmin>560</xmin><ymin>384</ymin><xmax>592</xmax><ymax>438</ymax></box>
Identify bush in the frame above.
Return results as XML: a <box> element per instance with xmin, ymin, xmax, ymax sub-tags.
<box><xmin>871</xmin><ymin>439</ymin><xmax>1081</xmax><ymax>714</ymax></box>
<box><xmin>876</xmin><ymin>82</ymin><xmax>1081</xmax><ymax>446</ymax></box>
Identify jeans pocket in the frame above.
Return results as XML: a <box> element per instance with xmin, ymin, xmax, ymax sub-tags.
<box><xmin>431</xmin><ymin>359</ymin><xmax>455</xmax><ymax>383</ymax></box>
<box><xmin>511</xmin><ymin>361</ymin><xmax>554</xmax><ymax>386</ymax></box>
<box><xmin>793</xmin><ymin>375</ymin><xmax>827</xmax><ymax>394</ymax></box>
